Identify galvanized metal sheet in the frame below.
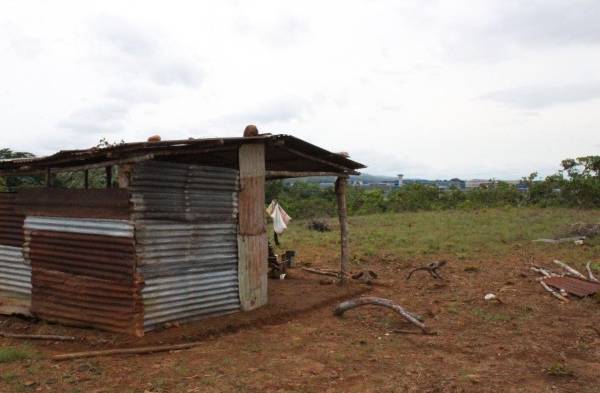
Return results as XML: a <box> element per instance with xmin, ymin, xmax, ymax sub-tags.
<box><xmin>16</xmin><ymin>188</ymin><xmax>131</xmax><ymax>219</ymax></box>
<box><xmin>132</xmin><ymin>161</ymin><xmax>241</xmax><ymax>330</ymax></box>
<box><xmin>544</xmin><ymin>276</ymin><xmax>600</xmax><ymax>297</ymax></box>
<box><xmin>0</xmin><ymin>245</ymin><xmax>30</xmax><ymax>297</ymax></box>
<box><xmin>0</xmin><ymin>192</ymin><xmax>25</xmax><ymax>247</ymax></box>
<box><xmin>142</xmin><ymin>270</ymin><xmax>240</xmax><ymax>328</ymax></box>
<box><xmin>130</xmin><ymin>161</ymin><xmax>239</xmax><ymax>223</ymax></box>
<box><xmin>25</xmin><ymin>216</ymin><xmax>134</xmax><ymax>238</ymax></box>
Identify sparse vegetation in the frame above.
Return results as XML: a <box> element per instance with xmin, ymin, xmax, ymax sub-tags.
<box><xmin>0</xmin><ymin>346</ymin><xmax>35</xmax><ymax>364</ymax></box>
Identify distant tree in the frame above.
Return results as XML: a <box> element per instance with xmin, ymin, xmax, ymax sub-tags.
<box><xmin>0</xmin><ymin>148</ymin><xmax>44</xmax><ymax>191</ymax></box>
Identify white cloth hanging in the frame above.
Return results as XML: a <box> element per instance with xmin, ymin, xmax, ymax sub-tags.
<box><xmin>266</xmin><ymin>200</ymin><xmax>291</xmax><ymax>234</ymax></box>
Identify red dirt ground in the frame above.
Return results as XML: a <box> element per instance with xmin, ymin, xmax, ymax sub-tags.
<box><xmin>1</xmin><ymin>255</ymin><xmax>600</xmax><ymax>393</ymax></box>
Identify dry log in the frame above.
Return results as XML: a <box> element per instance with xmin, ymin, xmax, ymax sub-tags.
<box><xmin>333</xmin><ymin>296</ymin><xmax>433</xmax><ymax>334</ymax></box>
<box><xmin>407</xmin><ymin>261</ymin><xmax>446</xmax><ymax>280</ymax></box>
<box><xmin>540</xmin><ymin>281</ymin><xmax>569</xmax><ymax>302</ymax></box>
<box><xmin>52</xmin><ymin>342</ymin><xmax>202</xmax><ymax>361</ymax></box>
<box><xmin>585</xmin><ymin>262</ymin><xmax>599</xmax><ymax>283</ymax></box>
<box><xmin>553</xmin><ymin>260</ymin><xmax>587</xmax><ymax>280</ymax></box>
<box><xmin>0</xmin><ymin>332</ymin><xmax>75</xmax><ymax>341</ymax></box>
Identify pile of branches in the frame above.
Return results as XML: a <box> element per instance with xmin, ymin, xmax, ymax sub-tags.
<box><xmin>531</xmin><ymin>259</ymin><xmax>599</xmax><ymax>302</ymax></box>
<box><xmin>307</xmin><ymin>220</ymin><xmax>331</xmax><ymax>232</ymax></box>
<box><xmin>566</xmin><ymin>222</ymin><xmax>600</xmax><ymax>238</ymax></box>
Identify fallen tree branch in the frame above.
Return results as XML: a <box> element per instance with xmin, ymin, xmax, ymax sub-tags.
<box><xmin>540</xmin><ymin>281</ymin><xmax>569</xmax><ymax>302</ymax></box>
<box><xmin>533</xmin><ymin>236</ymin><xmax>585</xmax><ymax>244</ymax></box>
<box><xmin>553</xmin><ymin>260</ymin><xmax>587</xmax><ymax>280</ymax></box>
<box><xmin>406</xmin><ymin>261</ymin><xmax>446</xmax><ymax>281</ymax></box>
<box><xmin>530</xmin><ymin>266</ymin><xmax>555</xmax><ymax>278</ymax></box>
<box><xmin>301</xmin><ymin>267</ymin><xmax>340</xmax><ymax>278</ymax></box>
<box><xmin>52</xmin><ymin>342</ymin><xmax>202</xmax><ymax>361</ymax></box>
<box><xmin>333</xmin><ymin>296</ymin><xmax>433</xmax><ymax>335</ymax></box>
<box><xmin>0</xmin><ymin>332</ymin><xmax>75</xmax><ymax>341</ymax></box>
<box><xmin>585</xmin><ymin>262</ymin><xmax>599</xmax><ymax>283</ymax></box>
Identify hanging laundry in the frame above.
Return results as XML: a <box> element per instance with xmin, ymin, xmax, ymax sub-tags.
<box><xmin>266</xmin><ymin>200</ymin><xmax>291</xmax><ymax>234</ymax></box>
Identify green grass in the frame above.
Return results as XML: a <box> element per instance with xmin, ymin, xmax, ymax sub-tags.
<box><xmin>0</xmin><ymin>346</ymin><xmax>35</xmax><ymax>363</ymax></box>
<box><xmin>273</xmin><ymin>208</ymin><xmax>600</xmax><ymax>267</ymax></box>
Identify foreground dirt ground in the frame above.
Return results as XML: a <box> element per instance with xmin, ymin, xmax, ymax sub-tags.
<box><xmin>1</xmin><ymin>208</ymin><xmax>600</xmax><ymax>392</ymax></box>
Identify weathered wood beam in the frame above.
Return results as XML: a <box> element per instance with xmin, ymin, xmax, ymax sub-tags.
<box><xmin>335</xmin><ymin>177</ymin><xmax>349</xmax><ymax>283</ymax></box>
<box><xmin>280</xmin><ymin>145</ymin><xmax>352</xmax><ymax>173</ymax></box>
<box><xmin>105</xmin><ymin>166</ymin><xmax>112</xmax><ymax>188</ymax></box>
<box><xmin>45</xmin><ymin>167</ymin><xmax>52</xmax><ymax>188</ymax></box>
<box><xmin>237</xmin><ymin>143</ymin><xmax>268</xmax><ymax>310</ymax></box>
<box><xmin>266</xmin><ymin>170</ymin><xmax>347</xmax><ymax>179</ymax></box>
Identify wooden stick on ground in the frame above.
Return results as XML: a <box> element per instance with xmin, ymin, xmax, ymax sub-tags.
<box><xmin>301</xmin><ymin>267</ymin><xmax>340</xmax><ymax>278</ymax></box>
<box><xmin>540</xmin><ymin>281</ymin><xmax>569</xmax><ymax>302</ymax></box>
<box><xmin>553</xmin><ymin>260</ymin><xmax>587</xmax><ymax>279</ymax></box>
<box><xmin>52</xmin><ymin>342</ymin><xmax>203</xmax><ymax>361</ymax></box>
<box><xmin>585</xmin><ymin>262</ymin><xmax>599</xmax><ymax>283</ymax></box>
<box><xmin>531</xmin><ymin>267</ymin><xmax>551</xmax><ymax>277</ymax></box>
<box><xmin>406</xmin><ymin>261</ymin><xmax>446</xmax><ymax>281</ymax></box>
<box><xmin>0</xmin><ymin>332</ymin><xmax>75</xmax><ymax>341</ymax></box>
<box><xmin>333</xmin><ymin>296</ymin><xmax>434</xmax><ymax>335</ymax></box>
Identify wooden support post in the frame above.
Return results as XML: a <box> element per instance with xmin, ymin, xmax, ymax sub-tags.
<box><xmin>335</xmin><ymin>176</ymin><xmax>349</xmax><ymax>283</ymax></box>
<box><xmin>237</xmin><ymin>143</ymin><xmax>267</xmax><ymax>310</ymax></box>
<box><xmin>105</xmin><ymin>166</ymin><xmax>112</xmax><ymax>188</ymax></box>
<box><xmin>45</xmin><ymin>167</ymin><xmax>52</xmax><ymax>188</ymax></box>
<box><xmin>83</xmin><ymin>170</ymin><xmax>89</xmax><ymax>189</ymax></box>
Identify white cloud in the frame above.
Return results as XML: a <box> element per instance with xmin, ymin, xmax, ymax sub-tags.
<box><xmin>0</xmin><ymin>0</ymin><xmax>599</xmax><ymax>178</ymax></box>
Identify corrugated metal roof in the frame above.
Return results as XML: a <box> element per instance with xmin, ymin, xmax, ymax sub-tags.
<box><xmin>0</xmin><ymin>134</ymin><xmax>365</xmax><ymax>176</ymax></box>
<box><xmin>544</xmin><ymin>276</ymin><xmax>600</xmax><ymax>297</ymax></box>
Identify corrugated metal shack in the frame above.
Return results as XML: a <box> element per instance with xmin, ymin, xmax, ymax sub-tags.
<box><xmin>0</xmin><ymin>133</ymin><xmax>365</xmax><ymax>335</ymax></box>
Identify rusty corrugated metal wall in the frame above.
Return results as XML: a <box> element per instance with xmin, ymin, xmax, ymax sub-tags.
<box><xmin>131</xmin><ymin>161</ymin><xmax>241</xmax><ymax>331</ymax></box>
<box><xmin>19</xmin><ymin>189</ymin><xmax>143</xmax><ymax>336</ymax></box>
<box><xmin>0</xmin><ymin>192</ymin><xmax>30</xmax><ymax>315</ymax></box>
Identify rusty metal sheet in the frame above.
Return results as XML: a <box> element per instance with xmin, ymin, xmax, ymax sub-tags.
<box><xmin>16</xmin><ymin>188</ymin><xmax>131</xmax><ymax>219</ymax></box>
<box><xmin>24</xmin><ymin>215</ymin><xmax>141</xmax><ymax>335</ymax></box>
<box><xmin>28</xmin><ymin>230</ymin><xmax>135</xmax><ymax>282</ymax></box>
<box><xmin>31</xmin><ymin>267</ymin><xmax>142</xmax><ymax>335</ymax></box>
<box><xmin>544</xmin><ymin>276</ymin><xmax>600</xmax><ymax>297</ymax></box>
<box><xmin>0</xmin><ymin>134</ymin><xmax>365</xmax><ymax>176</ymax></box>
<box><xmin>0</xmin><ymin>192</ymin><xmax>25</xmax><ymax>247</ymax></box>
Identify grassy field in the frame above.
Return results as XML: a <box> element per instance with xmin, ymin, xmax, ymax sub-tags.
<box><xmin>1</xmin><ymin>207</ymin><xmax>600</xmax><ymax>393</ymax></box>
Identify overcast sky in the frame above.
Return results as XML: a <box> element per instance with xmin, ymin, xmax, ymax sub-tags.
<box><xmin>1</xmin><ymin>1</ymin><xmax>599</xmax><ymax>179</ymax></box>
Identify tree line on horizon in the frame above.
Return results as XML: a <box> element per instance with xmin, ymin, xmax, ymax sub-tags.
<box><xmin>1</xmin><ymin>148</ymin><xmax>599</xmax><ymax>218</ymax></box>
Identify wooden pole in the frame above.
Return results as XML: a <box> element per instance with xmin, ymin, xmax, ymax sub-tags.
<box><xmin>335</xmin><ymin>177</ymin><xmax>349</xmax><ymax>284</ymax></box>
<box><xmin>105</xmin><ymin>166</ymin><xmax>112</xmax><ymax>188</ymax></box>
<box><xmin>45</xmin><ymin>167</ymin><xmax>52</xmax><ymax>187</ymax></box>
<box><xmin>83</xmin><ymin>170</ymin><xmax>89</xmax><ymax>189</ymax></box>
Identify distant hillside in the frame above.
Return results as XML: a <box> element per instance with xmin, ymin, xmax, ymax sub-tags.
<box><xmin>282</xmin><ymin>173</ymin><xmax>398</xmax><ymax>184</ymax></box>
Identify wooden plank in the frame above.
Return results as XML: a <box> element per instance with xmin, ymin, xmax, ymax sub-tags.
<box><xmin>237</xmin><ymin>144</ymin><xmax>267</xmax><ymax>310</ymax></box>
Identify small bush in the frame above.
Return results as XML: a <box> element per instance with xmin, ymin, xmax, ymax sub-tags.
<box><xmin>0</xmin><ymin>346</ymin><xmax>34</xmax><ymax>363</ymax></box>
